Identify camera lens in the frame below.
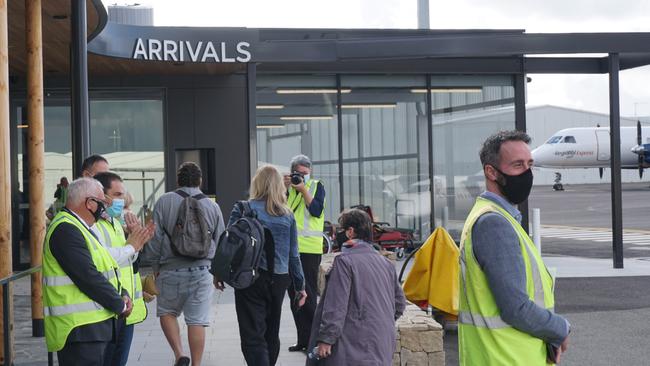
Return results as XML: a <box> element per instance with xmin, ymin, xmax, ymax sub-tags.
<box><xmin>291</xmin><ymin>174</ymin><xmax>302</xmax><ymax>185</ymax></box>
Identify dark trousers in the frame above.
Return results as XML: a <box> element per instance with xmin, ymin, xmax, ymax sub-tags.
<box><xmin>103</xmin><ymin>320</ymin><xmax>134</xmax><ymax>366</ymax></box>
<box><xmin>58</xmin><ymin>340</ymin><xmax>109</xmax><ymax>366</ymax></box>
<box><xmin>288</xmin><ymin>253</ymin><xmax>321</xmax><ymax>346</ymax></box>
<box><xmin>235</xmin><ymin>271</ymin><xmax>291</xmax><ymax>366</ymax></box>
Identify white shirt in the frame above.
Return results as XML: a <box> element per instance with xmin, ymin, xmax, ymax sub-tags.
<box><xmin>91</xmin><ymin>219</ymin><xmax>137</xmax><ymax>267</ymax></box>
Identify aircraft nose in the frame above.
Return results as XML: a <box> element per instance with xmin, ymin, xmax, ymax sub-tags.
<box><xmin>532</xmin><ymin>145</ymin><xmax>549</xmax><ymax>165</ymax></box>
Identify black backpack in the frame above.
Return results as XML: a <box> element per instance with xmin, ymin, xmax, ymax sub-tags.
<box><xmin>163</xmin><ymin>190</ymin><xmax>213</xmax><ymax>259</ymax></box>
<box><xmin>210</xmin><ymin>201</ymin><xmax>274</xmax><ymax>289</ymax></box>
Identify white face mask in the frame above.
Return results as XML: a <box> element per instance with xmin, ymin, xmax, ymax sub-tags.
<box><xmin>304</xmin><ymin>174</ymin><xmax>311</xmax><ymax>182</ymax></box>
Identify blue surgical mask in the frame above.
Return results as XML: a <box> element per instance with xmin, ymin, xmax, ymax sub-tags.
<box><xmin>106</xmin><ymin>198</ymin><xmax>125</xmax><ymax>218</ymax></box>
<box><xmin>304</xmin><ymin>174</ymin><xmax>311</xmax><ymax>182</ymax></box>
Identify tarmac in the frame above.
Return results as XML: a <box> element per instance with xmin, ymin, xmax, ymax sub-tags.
<box><xmin>8</xmin><ymin>182</ymin><xmax>650</xmax><ymax>365</ymax></box>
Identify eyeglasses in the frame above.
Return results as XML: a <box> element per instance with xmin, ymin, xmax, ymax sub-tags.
<box><xmin>87</xmin><ymin>197</ymin><xmax>107</xmax><ymax>207</ymax></box>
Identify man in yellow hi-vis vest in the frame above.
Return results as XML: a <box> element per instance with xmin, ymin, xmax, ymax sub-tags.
<box><xmin>93</xmin><ymin>172</ymin><xmax>155</xmax><ymax>366</ymax></box>
<box><xmin>43</xmin><ymin>178</ymin><xmax>133</xmax><ymax>366</ymax></box>
<box><xmin>284</xmin><ymin>154</ymin><xmax>326</xmax><ymax>352</ymax></box>
<box><xmin>459</xmin><ymin>131</ymin><xmax>570</xmax><ymax>365</ymax></box>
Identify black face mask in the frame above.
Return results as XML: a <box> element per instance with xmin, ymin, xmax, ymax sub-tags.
<box><xmin>493</xmin><ymin>167</ymin><xmax>534</xmax><ymax>204</ymax></box>
<box><xmin>87</xmin><ymin>198</ymin><xmax>105</xmax><ymax>222</ymax></box>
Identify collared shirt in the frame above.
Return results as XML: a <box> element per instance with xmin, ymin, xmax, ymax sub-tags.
<box><xmin>91</xmin><ymin>218</ymin><xmax>137</xmax><ymax>267</ymax></box>
<box><xmin>472</xmin><ymin>191</ymin><xmax>569</xmax><ymax>347</ymax></box>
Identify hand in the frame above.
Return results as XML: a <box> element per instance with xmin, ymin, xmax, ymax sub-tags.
<box><xmin>316</xmin><ymin>342</ymin><xmax>332</xmax><ymax>359</ymax></box>
<box><xmin>126</xmin><ymin>222</ymin><xmax>155</xmax><ymax>252</ymax></box>
<box><xmin>124</xmin><ymin>211</ymin><xmax>142</xmax><ymax>234</ymax></box>
<box><xmin>297</xmin><ymin>290</ymin><xmax>307</xmax><ymax>308</ymax></box>
<box><xmin>121</xmin><ymin>295</ymin><xmax>133</xmax><ymax>318</ymax></box>
<box><xmin>213</xmin><ymin>276</ymin><xmax>225</xmax><ymax>291</ymax></box>
<box><xmin>291</xmin><ymin>180</ymin><xmax>306</xmax><ymax>193</ymax></box>
<box><xmin>556</xmin><ymin>335</ymin><xmax>569</xmax><ymax>364</ymax></box>
<box><xmin>142</xmin><ymin>291</ymin><xmax>155</xmax><ymax>303</ymax></box>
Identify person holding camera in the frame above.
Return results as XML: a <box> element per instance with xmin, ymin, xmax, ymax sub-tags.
<box><xmin>284</xmin><ymin>154</ymin><xmax>326</xmax><ymax>353</ymax></box>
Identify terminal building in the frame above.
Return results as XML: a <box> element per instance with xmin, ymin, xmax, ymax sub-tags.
<box><xmin>7</xmin><ymin>1</ymin><xmax>650</xmax><ymax>269</ymax></box>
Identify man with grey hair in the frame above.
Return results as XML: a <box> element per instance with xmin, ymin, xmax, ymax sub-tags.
<box><xmin>42</xmin><ymin>178</ymin><xmax>133</xmax><ymax>365</ymax></box>
<box><xmin>284</xmin><ymin>154</ymin><xmax>326</xmax><ymax>353</ymax></box>
<box><xmin>458</xmin><ymin>131</ymin><xmax>570</xmax><ymax>365</ymax></box>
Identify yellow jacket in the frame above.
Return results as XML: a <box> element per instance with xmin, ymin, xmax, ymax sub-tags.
<box><xmin>402</xmin><ymin>227</ymin><xmax>459</xmax><ymax>315</ymax></box>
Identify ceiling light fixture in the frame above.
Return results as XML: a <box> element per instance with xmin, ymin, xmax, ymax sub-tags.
<box><xmin>256</xmin><ymin>104</ymin><xmax>285</xmax><ymax>110</ymax></box>
<box><xmin>257</xmin><ymin>124</ymin><xmax>285</xmax><ymax>129</ymax></box>
<box><xmin>411</xmin><ymin>88</ymin><xmax>482</xmax><ymax>93</ymax></box>
<box><xmin>280</xmin><ymin>116</ymin><xmax>333</xmax><ymax>120</ymax></box>
<box><xmin>341</xmin><ymin>103</ymin><xmax>397</xmax><ymax>109</ymax></box>
<box><xmin>276</xmin><ymin>88</ymin><xmax>351</xmax><ymax>94</ymax></box>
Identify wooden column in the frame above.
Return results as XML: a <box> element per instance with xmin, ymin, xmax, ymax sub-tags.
<box><xmin>26</xmin><ymin>0</ymin><xmax>46</xmax><ymax>337</ymax></box>
<box><xmin>0</xmin><ymin>0</ymin><xmax>12</xmax><ymax>364</ymax></box>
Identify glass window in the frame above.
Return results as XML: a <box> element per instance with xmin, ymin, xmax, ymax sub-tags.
<box><xmin>562</xmin><ymin>136</ymin><xmax>576</xmax><ymax>143</ymax></box>
<box><xmin>15</xmin><ymin>100</ymin><xmax>73</xmax><ymax>267</ymax></box>
<box><xmin>256</xmin><ymin>75</ymin><xmax>340</xmax><ymax>222</ymax></box>
<box><xmin>90</xmin><ymin>91</ymin><xmax>165</xmax><ymax>220</ymax></box>
<box><xmin>547</xmin><ymin>136</ymin><xmax>562</xmax><ymax>144</ymax></box>
<box><xmin>431</xmin><ymin>75</ymin><xmax>515</xmax><ymax>240</ymax></box>
<box><xmin>341</xmin><ymin>75</ymin><xmax>430</xmax><ymax>239</ymax></box>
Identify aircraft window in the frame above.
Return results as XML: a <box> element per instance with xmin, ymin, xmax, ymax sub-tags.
<box><xmin>562</xmin><ymin>136</ymin><xmax>576</xmax><ymax>143</ymax></box>
<box><xmin>547</xmin><ymin>136</ymin><xmax>562</xmax><ymax>144</ymax></box>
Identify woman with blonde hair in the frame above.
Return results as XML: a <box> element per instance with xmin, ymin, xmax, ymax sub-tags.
<box><xmin>225</xmin><ymin>165</ymin><xmax>307</xmax><ymax>366</ymax></box>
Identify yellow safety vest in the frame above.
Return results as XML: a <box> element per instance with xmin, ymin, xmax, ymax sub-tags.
<box><xmin>96</xmin><ymin>219</ymin><xmax>147</xmax><ymax>325</ymax></box>
<box><xmin>42</xmin><ymin>211</ymin><xmax>121</xmax><ymax>352</ymax></box>
<box><xmin>459</xmin><ymin>197</ymin><xmax>556</xmax><ymax>366</ymax></box>
<box><xmin>288</xmin><ymin>179</ymin><xmax>325</xmax><ymax>254</ymax></box>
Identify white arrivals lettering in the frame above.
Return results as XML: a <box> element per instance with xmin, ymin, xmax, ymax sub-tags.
<box><xmin>179</xmin><ymin>40</ymin><xmax>185</xmax><ymax>61</ymax></box>
<box><xmin>221</xmin><ymin>42</ymin><xmax>235</xmax><ymax>62</ymax></box>
<box><xmin>148</xmin><ymin>39</ymin><xmax>162</xmax><ymax>60</ymax></box>
<box><xmin>133</xmin><ymin>38</ymin><xmax>147</xmax><ymax>59</ymax></box>
<box><xmin>132</xmin><ymin>38</ymin><xmax>252</xmax><ymax>63</ymax></box>
<box><xmin>201</xmin><ymin>41</ymin><xmax>220</xmax><ymax>62</ymax></box>
<box><xmin>163</xmin><ymin>40</ymin><xmax>178</xmax><ymax>61</ymax></box>
<box><xmin>236</xmin><ymin>41</ymin><xmax>251</xmax><ymax>62</ymax></box>
<box><xmin>186</xmin><ymin>41</ymin><xmax>203</xmax><ymax>62</ymax></box>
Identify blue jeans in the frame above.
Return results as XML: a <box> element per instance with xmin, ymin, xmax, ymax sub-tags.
<box><xmin>103</xmin><ymin>321</ymin><xmax>134</xmax><ymax>366</ymax></box>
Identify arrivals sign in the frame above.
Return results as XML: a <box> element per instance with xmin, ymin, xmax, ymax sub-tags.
<box><xmin>132</xmin><ymin>38</ymin><xmax>252</xmax><ymax>63</ymax></box>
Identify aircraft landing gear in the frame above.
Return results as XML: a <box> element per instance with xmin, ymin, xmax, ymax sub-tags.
<box><xmin>553</xmin><ymin>172</ymin><xmax>564</xmax><ymax>191</ymax></box>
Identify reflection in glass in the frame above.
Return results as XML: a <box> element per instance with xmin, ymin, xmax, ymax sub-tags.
<box><xmin>256</xmin><ymin>75</ymin><xmax>340</xmax><ymax>222</ymax></box>
<box><xmin>90</xmin><ymin>97</ymin><xmax>165</xmax><ymax>222</ymax></box>
<box><xmin>341</xmin><ymin>75</ymin><xmax>430</xmax><ymax>239</ymax></box>
<box><xmin>431</xmin><ymin>76</ymin><xmax>515</xmax><ymax>240</ymax></box>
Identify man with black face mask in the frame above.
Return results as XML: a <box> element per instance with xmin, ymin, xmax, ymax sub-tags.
<box><xmin>458</xmin><ymin>131</ymin><xmax>570</xmax><ymax>366</ymax></box>
<box><xmin>42</xmin><ymin>178</ymin><xmax>133</xmax><ymax>365</ymax></box>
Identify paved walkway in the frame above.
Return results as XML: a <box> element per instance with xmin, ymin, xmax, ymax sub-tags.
<box><xmin>10</xmin><ymin>245</ymin><xmax>650</xmax><ymax>365</ymax></box>
<box><xmin>129</xmin><ymin>279</ymin><xmax>307</xmax><ymax>366</ymax></box>
<box><xmin>11</xmin><ymin>273</ymin><xmax>309</xmax><ymax>366</ymax></box>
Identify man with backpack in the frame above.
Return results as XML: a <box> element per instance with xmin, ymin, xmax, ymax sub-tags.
<box><xmin>141</xmin><ymin>162</ymin><xmax>225</xmax><ymax>366</ymax></box>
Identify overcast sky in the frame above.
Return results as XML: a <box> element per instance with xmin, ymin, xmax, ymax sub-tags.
<box><xmin>106</xmin><ymin>0</ymin><xmax>650</xmax><ymax>117</ymax></box>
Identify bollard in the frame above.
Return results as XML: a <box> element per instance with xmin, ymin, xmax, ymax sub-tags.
<box><xmin>532</xmin><ymin>208</ymin><xmax>541</xmax><ymax>253</ymax></box>
<box><xmin>442</xmin><ymin>206</ymin><xmax>449</xmax><ymax>229</ymax></box>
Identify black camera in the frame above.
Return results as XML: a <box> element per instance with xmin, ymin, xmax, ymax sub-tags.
<box><xmin>290</xmin><ymin>172</ymin><xmax>304</xmax><ymax>185</ymax></box>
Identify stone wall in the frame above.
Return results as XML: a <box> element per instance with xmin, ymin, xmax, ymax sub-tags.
<box><xmin>394</xmin><ymin>303</ymin><xmax>445</xmax><ymax>366</ymax></box>
<box><xmin>318</xmin><ymin>253</ymin><xmax>445</xmax><ymax>366</ymax></box>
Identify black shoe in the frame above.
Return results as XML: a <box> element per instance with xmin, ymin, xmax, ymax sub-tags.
<box><xmin>288</xmin><ymin>344</ymin><xmax>307</xmax><ymax>352</ymax></box>
<box><xmin>175</xmin><ymin>356</ymin><xmax>190</xmax><ymax>366</ymax></box>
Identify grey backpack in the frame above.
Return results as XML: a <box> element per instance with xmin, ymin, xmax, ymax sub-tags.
<box><xmin>164</xmin><ymin>190</ymin><xmax>213</xmax><ymax>259</ymax></box>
